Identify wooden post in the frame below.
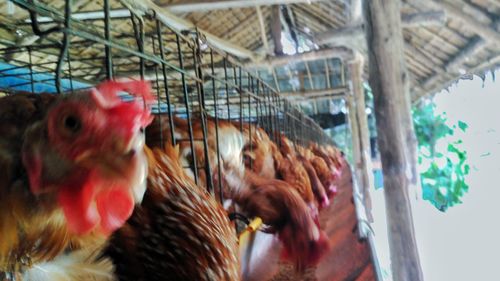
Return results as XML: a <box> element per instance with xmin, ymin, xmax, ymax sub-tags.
<box><xmin>363</xmin><ymin>0</ymin><xmax>423</xmax><ymax>280</ymax></box>
<box><xmin>271</xmin><ymin>5</ymin><xmax>283</xmax><ymax>55</ymax></box>
<box><xmin>346</xmin><ymin>93</ymin><xmax>361</xmax><ymax>173</ymax></box>
<box><xmin>348</xmin><ymin>56</ymin><xmax>375</xmax><ymax>222</ymax></box>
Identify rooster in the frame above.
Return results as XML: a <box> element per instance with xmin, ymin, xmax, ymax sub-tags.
<box><xmin>0</xmin><ymin>80</ymin><xmax>152</xmax><ymax>280</ymax></box>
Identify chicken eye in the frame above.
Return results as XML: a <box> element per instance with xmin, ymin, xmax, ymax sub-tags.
<box><xmin>62</xmin><ymin>115</ymin><xmax>81</xmax><ymax>134</ymax></box>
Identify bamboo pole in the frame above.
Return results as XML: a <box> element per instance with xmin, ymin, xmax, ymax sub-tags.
<box><xmin>281</xmin><ymin>86</ymin><xmax>347</xmax><ymax>99</ymax></box>
<box><xmin>364</xmin><ymin>0</ymin><xmax>423</xmax><ymax>280</ymax></box>
<box><xmin>348</xmin><ymin>56</ymin><xmax>375</xmax><ymax>222</ymax></box>
<box><xmin>271</xmin><ymin>5</ymin><xmax>283</xmax><ymax>55</ymax></box>
<box><xmin>255</xmin><ymin>6</ymin><xmax>270</xmax><ymax>55</ymax></box>
<box><xmin>245</xmin><ymin>47</ymin><xmax>353</xmax><ymax>68</ymax></box>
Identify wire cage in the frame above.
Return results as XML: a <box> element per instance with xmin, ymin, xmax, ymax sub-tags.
<box><xmin>1</xmin><ymin>0</ymin><xmax>334</xmax><ymax>197</ymax></box>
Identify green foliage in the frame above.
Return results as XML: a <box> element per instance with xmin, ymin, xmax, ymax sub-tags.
<box><xmin>413</xmin><ymin>102</ymin><xmax>470</xmax><ymax>211</ymax></box>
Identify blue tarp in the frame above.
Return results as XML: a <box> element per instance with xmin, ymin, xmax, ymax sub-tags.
<box><xmin>0</xmin><ymin>62</ymin><xmax>258</xmax><ymax>117</ymax></box>
<box><xmin>0</xmin><ymin>62</ymin><xmax>90</xmax><ymax>93</ymax></box>
<box><xmin>374</xmin><ymin>169</ymin><xmax>384</xmax><ymax>189</ymax></box>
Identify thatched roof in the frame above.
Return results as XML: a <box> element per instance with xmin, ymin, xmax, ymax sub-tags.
<box><xmin>148</xmin><ymin>0</ymin><xmax>500</xmax><ymax>102</ymax></box>
<box><xmin>0</xmin><ymin>0</ymin><xmax>498</xmax><ymax>112</ymax></box>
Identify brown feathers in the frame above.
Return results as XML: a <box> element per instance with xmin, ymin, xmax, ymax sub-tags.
<box><xmin>271</xmin><ymin>138</ymin><xmax>315</xmax><ymax>205</ymax></box>
<box><xmin>0</xmin><ymin>93</ymin><xmax>111</xmax><ymax>279</ymax></box>
<box><xmin>106</xmin><ymin>145</ymin><xmax>240</xmax><ymax>281</ymax></box>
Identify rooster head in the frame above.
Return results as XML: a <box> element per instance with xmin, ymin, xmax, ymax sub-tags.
<box><xmin>22</xmin><ymin>80</ymin><xmax>154</xmax><ymax>236</ymax></box>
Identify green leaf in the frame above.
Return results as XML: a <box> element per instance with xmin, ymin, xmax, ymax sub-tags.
<box><xmin>458</xmin><ymin>121</ymin><xmax>468</xmax><ymax>132</ymax></box>
<box><xmin>464</xmin><ymin>164</ymin><xmax>470</xmax><ymax>175</ymax></box>
<box><xmin>412</xmin><ymin>101</ymin><xmax>470</xmax><ymax>212</ymax></box>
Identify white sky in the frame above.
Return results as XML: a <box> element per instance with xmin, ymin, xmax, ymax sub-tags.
<box><xmin>371</xmin><ymin>70</ymin><xmax>500</xmax><ymax>281</ymax></box>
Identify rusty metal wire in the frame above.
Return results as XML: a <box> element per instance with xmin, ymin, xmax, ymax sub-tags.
<box><xmin>3</xmin><ymin>0</ymin><xmax>334</xmax><ymax>196</ymax></box>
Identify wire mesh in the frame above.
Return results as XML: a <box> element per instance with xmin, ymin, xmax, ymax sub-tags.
<box><xmin>2</xmin><ymin>0</ymin><xmax>334</xmax><ymax>196</ymax></box>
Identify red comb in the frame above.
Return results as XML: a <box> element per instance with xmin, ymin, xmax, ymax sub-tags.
<box><xmin>91</xmin><ymin>79</ymin><xmax>155</xmax><ymax>127</ymax></box>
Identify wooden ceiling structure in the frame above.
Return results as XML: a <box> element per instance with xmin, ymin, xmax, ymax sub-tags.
<box><xmin>0</xmin><ymin>0</ymin><xmax>498</xmax><ymax>104</ymax></box>
<box><xmin>131</xmin><ymin>0</ymin><xmax>500</xmax><ymax>101</ymax></box>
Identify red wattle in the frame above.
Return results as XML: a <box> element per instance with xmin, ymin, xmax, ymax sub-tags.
<box><xmin>58</xmin><ymin>170</ymin><xmax>134</xmax><ymax>235</ymax></box>
<box><xmin>96</xmin><ymin>187</ymin><xmax>134</xmax><ymax>235</ymax></box>
<box><xmin>58</xmin><ymin>170</ymin><xmax>99</xmax><ymax>235</ymax></box>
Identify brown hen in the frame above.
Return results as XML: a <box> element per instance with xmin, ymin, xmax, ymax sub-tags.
<box><xmin>0</xmin><ymin>80</ymin><xmax>152</xmax><ymax>281</ymax></box>
<box><xmin>106</xmin><ymin>145</ymin><xmax>240</xmax><ymax>281</ymax></box>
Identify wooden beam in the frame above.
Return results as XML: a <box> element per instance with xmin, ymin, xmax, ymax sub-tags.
<box><xmin>345</xmin><ymin>93</ymin><xmax>363</xmax><ymax>209</ymax></box>
<box><xmin>347</xmin><ymin>0</ymin><xmax>379</xmax><ymax>242</ymax></box>
<box><xmin>324</xmin><ymin>60</ymin><xmax>331</xmax><ymax>88</ymax></box>
<box><xmin>272</xmin><ymin>68</ymin><xmax>281</xmax><ymax>92</ymax></box>
<box><xmin>271</xmin><ymin>5</ymin><xmax>283</xmax><ymax>56</ymax></box>
<box><xmin>30</xmin><ymin>0</ymin><xmax>321</xmax><ymax>22</ymax></box>
<box><xmin>364</xmin><ymin>1</ymin><xmax>423</xmax><ymax>280</ymax></box>
<box><xmin>256</xmin><ymin>6</ymin><xmax>270</xmax><ymax>55</ymax></box>
<box><xmin>167</xmin><ymin>0</ymin><xmax>320</xmax><ymax>13</ymax></box>
<box><xmin>401</xmin><ymin>11</ymin><xmax>446</xmax><ymax>27</ymax></box>
<box><xmin>305</xmin><ymin>61</ymin><xmax>315</xmax><ymax>90</ymax></box>
<box><xmin>348</xmin><ymin>57</ymin><xmax>375</xmax><ymax>222</ymax></box>
<box><xmin>286</xmin><ymin>67</ymin><xmax>297</xmax><ymax>91</ymax></box>
<box><xmin>283</xmin><ymin>5</ymin><xmax>299</xmax><ymax>52</ymax></box>
<box><xmin>291</xmin><ymin>94</ymin><xmax>345</xmax><ymax>103</ymax></box>
<box><xmin>28</xmin><ymin>9</ymin><xmax>132</xmax><ymax>22</ymax></box>
<box><xmin>280</xmin><ymin>86</ymin><xmax>347</xmax><ymax>99</ymax></box>
<box><xmin>316</xmin><ymin>11</ymin><xmax>445</xmax><ymax>45</ymax></box>
<box><xmin>315</xmin><ymin>25</ymin><xmax>364</xmax><ymax>46</ymax></box>
<box><xmin>245</xmin><ymin>47</ymin><xmax>354</xmax><ymax>69</ymax></box>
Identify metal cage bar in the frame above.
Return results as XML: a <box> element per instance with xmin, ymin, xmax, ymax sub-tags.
<box><xmin>6</xmin><ymin>0</ymin><xmax>335</xmax><ymax>196</ymax></box>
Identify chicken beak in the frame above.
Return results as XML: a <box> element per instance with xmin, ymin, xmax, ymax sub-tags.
<box><xmin>74</xmin><ymin>132</ymin><xmax>144</xmax><ymax>172</ymax></box>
